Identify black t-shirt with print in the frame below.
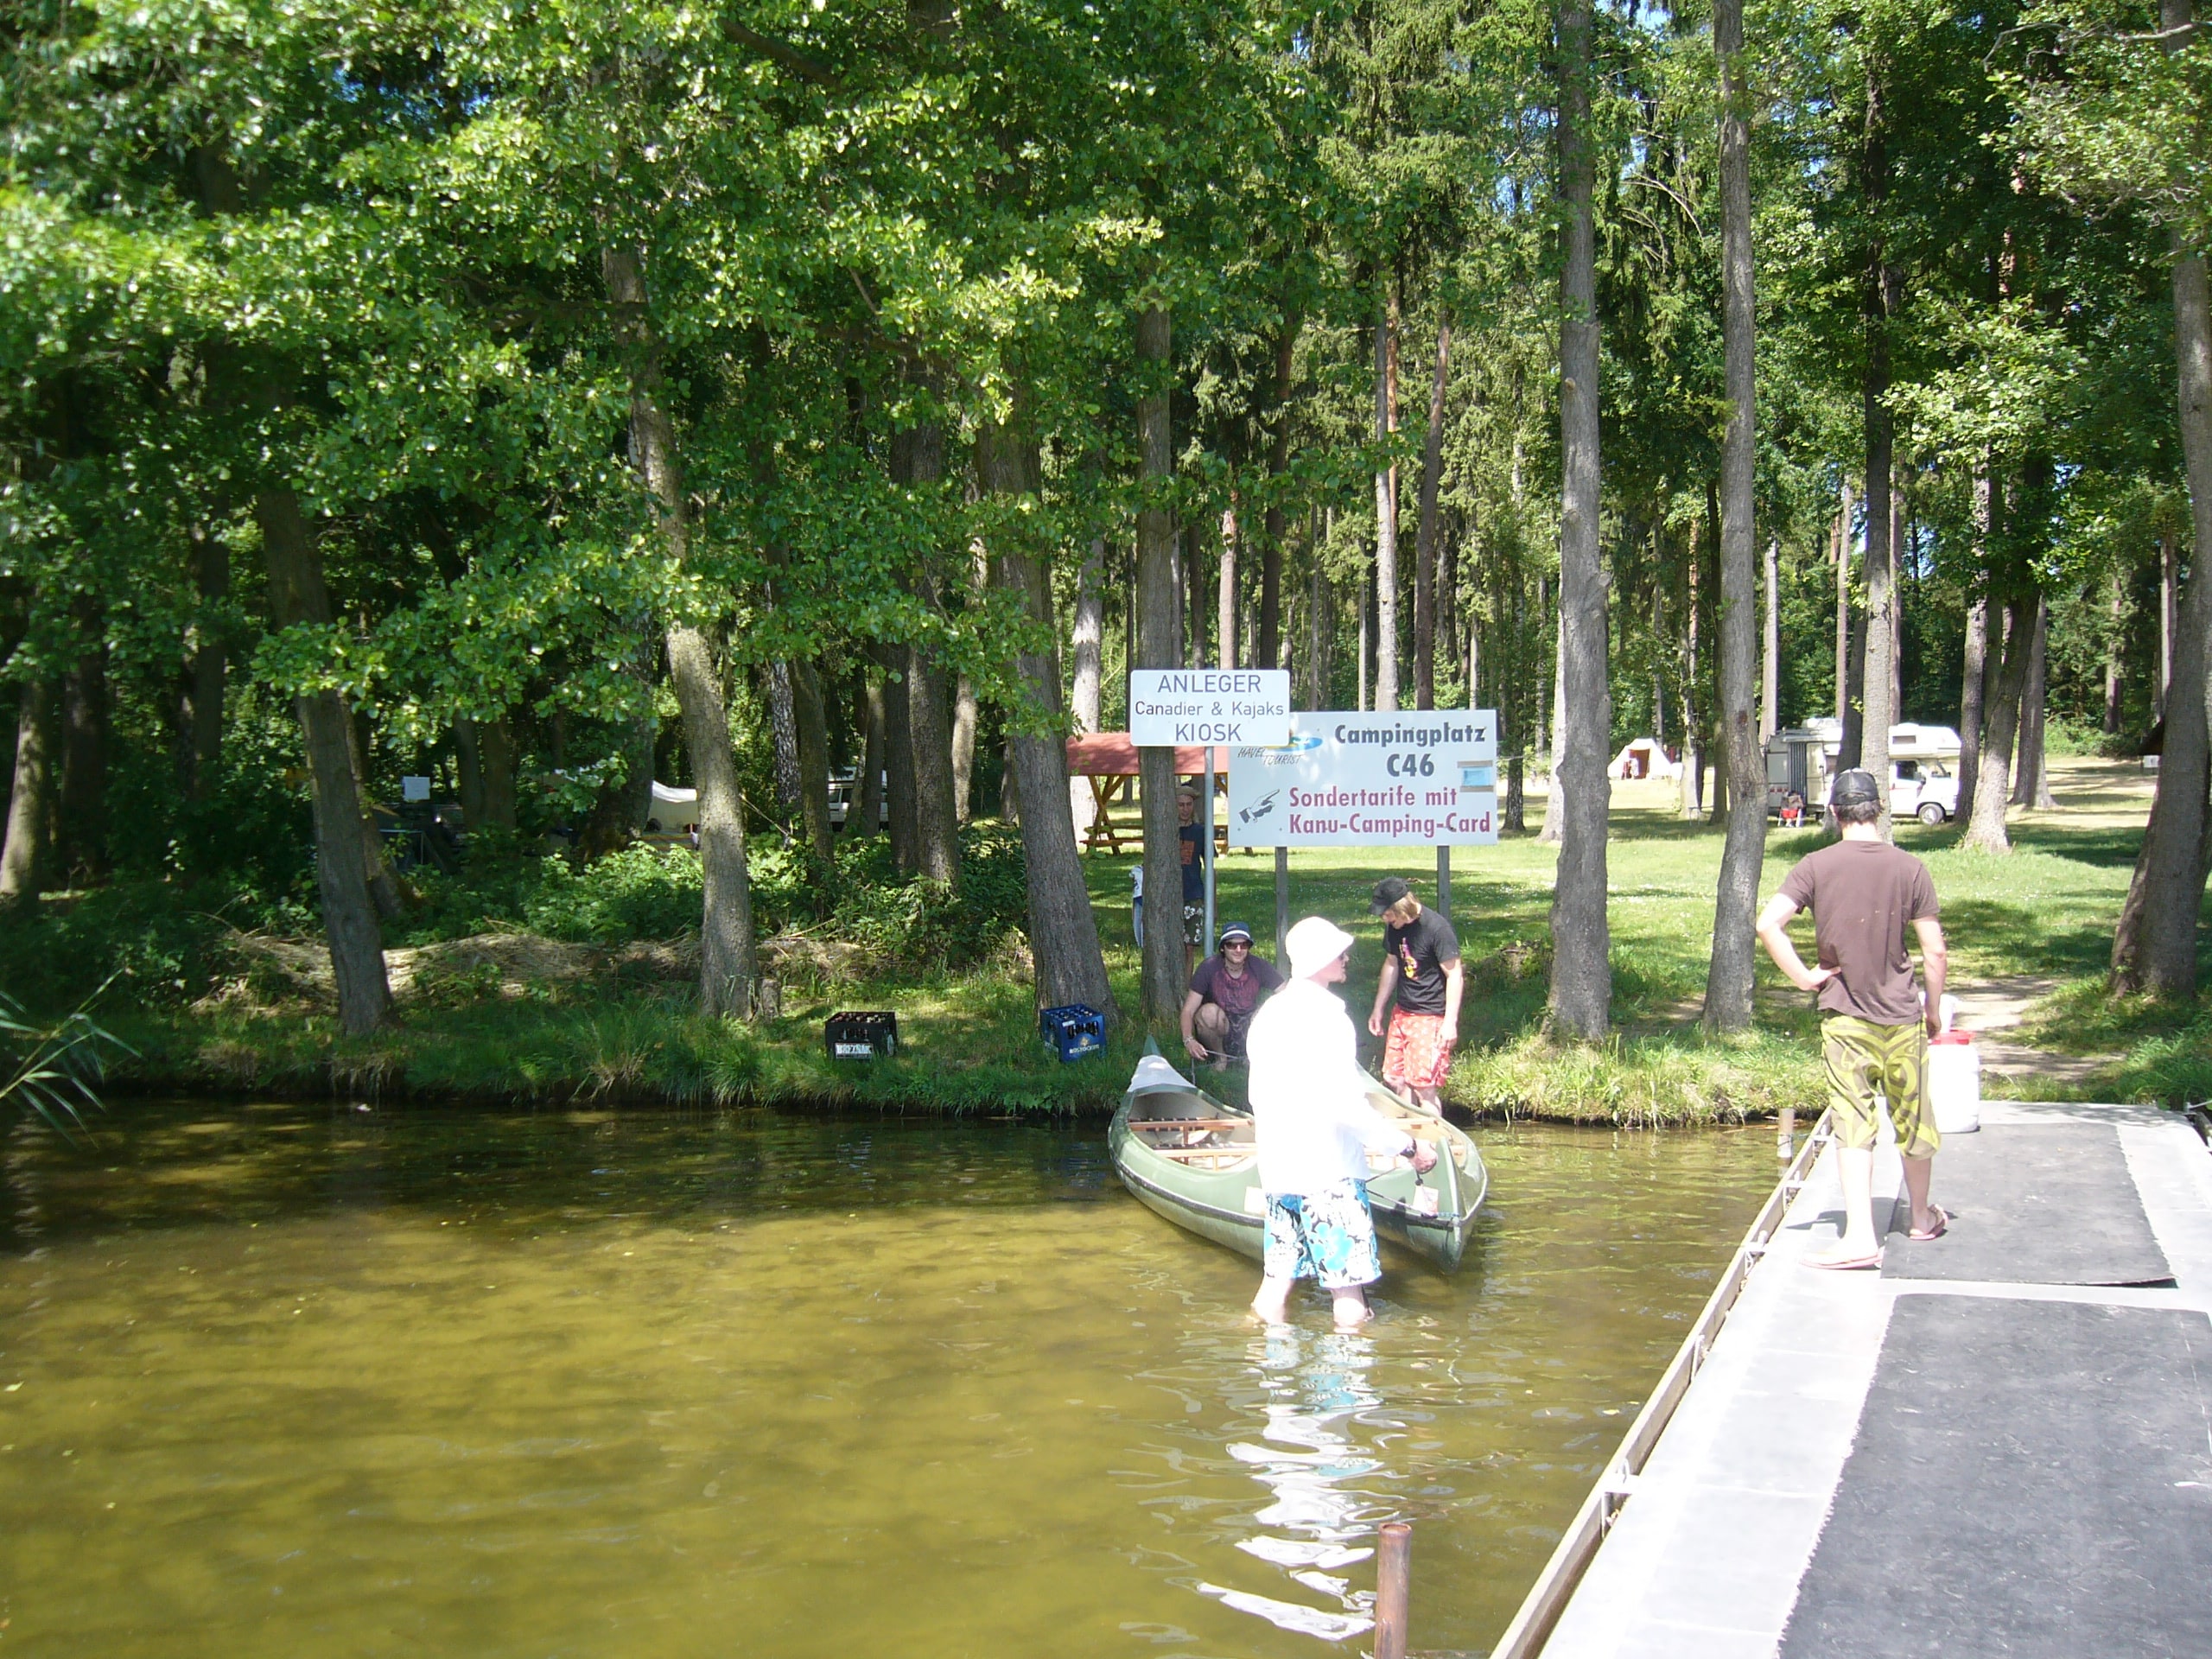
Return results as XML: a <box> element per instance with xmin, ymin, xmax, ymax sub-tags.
<box><xmin>1382</xmin><ymin>906</ymin><xmax>1460</xmax><ymax>1016</ymax></box>
<box><xmin>1179</xmin><ymin>823</ymin><xmax>1205</xmax><ymax>901</ymax></box>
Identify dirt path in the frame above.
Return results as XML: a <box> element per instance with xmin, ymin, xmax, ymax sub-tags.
<box><xmin>1944</xmin><ymin>973</ymin><xmax>2113</xmax><ymax>1087</ymax></box>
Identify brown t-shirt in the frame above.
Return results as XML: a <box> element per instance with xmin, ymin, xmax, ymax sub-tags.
<box><xmin>1777</xmin><ymin>838</ymin><xmax>1940</xmax><ymax>1025</ymax></box>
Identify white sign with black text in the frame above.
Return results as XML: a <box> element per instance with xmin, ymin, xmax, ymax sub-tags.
<box><xmin>1127</xmin><ymin>669</ymin><xmax>1291</xmax><ymax>747</ymax></box>
<box><xmin>1227</xmin><ymin>711</ymin><xmax>1499</xmax><ymax>847</ymax></box>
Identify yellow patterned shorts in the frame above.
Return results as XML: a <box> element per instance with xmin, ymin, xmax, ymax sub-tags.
<box><xmin>1821</xmin><ymin>1015</ymin><xmax>1939</xmax><ymax>1159</ymax></box>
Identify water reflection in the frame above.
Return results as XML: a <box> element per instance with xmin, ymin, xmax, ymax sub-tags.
<box><xmin>1199</xmin><ymin>1328</ymin><xmax>1387</xmax><ymax>1641</ymax></box>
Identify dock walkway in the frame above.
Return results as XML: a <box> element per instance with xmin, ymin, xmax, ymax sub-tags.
<box><xmin>1525</xmin><ymin>1098</ymin><xmax>2212</xmax><ymax>1659</ymax></box>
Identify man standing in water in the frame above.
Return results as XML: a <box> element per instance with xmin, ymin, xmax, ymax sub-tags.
<box><xmin>1366</xmin><ymin>877</ymin><xmax>1463</xmax><ymax>1114</ymax></box>
<box><xmin>1756</xmin><ymin>768</ymin><xmax>1949</xmax><ymax>1269</ymax></box>
<box><xmin>1249</xmin><ymin>917</ymin><xmax>1438</xmax><ymax>1329</ymax></box>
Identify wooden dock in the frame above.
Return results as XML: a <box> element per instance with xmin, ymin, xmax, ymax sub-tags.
<box><xmin>1493</xmin><ymin>1097</ymin><xmax>2212</xmax><ymax>1659</ymax></box>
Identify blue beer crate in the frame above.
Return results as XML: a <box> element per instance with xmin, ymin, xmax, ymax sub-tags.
<box><xmin>1039</xmin><ymin>1004</ymin><xmax>1106</xmax><ymax>1064</ymax></box>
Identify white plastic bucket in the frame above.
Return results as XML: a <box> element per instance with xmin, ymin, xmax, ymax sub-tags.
<box><xmin>1928</xmin><ymin>1031</ymin><xmax>1980</xmax><ymax>1135</ymax></box>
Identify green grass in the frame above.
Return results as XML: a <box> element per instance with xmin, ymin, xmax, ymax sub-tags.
<box><xmin>52</xmin><ymin>760</ymin><xmax>2212</xmax><ymax>1121</ymax></box>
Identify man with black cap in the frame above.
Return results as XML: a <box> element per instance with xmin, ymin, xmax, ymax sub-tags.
<box><xmin>1181</xmin><ymin>921</ymin><xmax>1284</xmax><ymax>1067</ymax></box>
<box><xmin>1366</xmin><ymin>876</ymin><xmax>1464</xmax><ymax>1113</ymax></box>
<box><xmin>1756</xmin><ymin>766</ymin><xmax>1950</xmax><ymax>1270</ymax></box>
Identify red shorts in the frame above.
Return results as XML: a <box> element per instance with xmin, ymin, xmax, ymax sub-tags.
<box><xmin>1383</xmin><ymin>1010</ymin><xmax>1454</xmax><ymax>1092</ymax></box>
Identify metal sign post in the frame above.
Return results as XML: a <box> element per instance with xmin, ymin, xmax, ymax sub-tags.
<box><xmin>1202</xmin><ymin>750</ymin><xmax>1217</xmax><ymax>950</ymax></box>
<box><xmin>1274</xmin><ymin>846</ymin><xmax>1290</xmax><ymax>970</ymax></box>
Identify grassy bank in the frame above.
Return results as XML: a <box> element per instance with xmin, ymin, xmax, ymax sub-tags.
<box><xmin>29</xmin><ymin>758</ymin><xmax>2206</xmax><ymax>1122</ymax></box>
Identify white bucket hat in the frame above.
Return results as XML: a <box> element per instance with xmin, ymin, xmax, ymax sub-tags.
<box><xmin>1284</xmin><ymin>916</ymin><xmax>1357</xmax><ymax>980</ymax></box>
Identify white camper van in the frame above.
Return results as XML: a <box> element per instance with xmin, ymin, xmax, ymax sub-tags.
<box><xmin>1765</xmin><ymin>721</ymin><xmax>1961</xmax><ymax>824</ymax></box>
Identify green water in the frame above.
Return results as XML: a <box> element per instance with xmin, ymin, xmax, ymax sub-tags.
<box><xmin>0</xmin><ymin>1103</ymin><xmax>1775</xmax><ymax>1657</ymax></box>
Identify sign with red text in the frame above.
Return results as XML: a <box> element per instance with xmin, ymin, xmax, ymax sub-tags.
<box><xmin>1227</xmin><ymin>711</ymin><xmax>1498</xmax><ymax>847</ymax></box>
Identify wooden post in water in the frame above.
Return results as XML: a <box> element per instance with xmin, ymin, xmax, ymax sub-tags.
<box><xmin>1374</xmin><ymin>1520</ymin><xmax>1412</xmax><ymax>1659</ymax></box>
<box><xmin>1778</xmin><ymin>1106</ymin><xmax>1796</xmax><ymax>1162</ymax></box>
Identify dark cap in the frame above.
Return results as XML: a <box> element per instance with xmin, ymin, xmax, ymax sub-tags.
<box><xmin>1217</xmin><ymin>922</ymin><xmax>1255</xmax><ymax>945</ymax></box>
<box><xmin>1370</xmin><ymin>876</ymin><xmax>1414</xmax><ymax>914</ymax></box>
<box><xmin>1830</xmin><ymin>767</ymin><xmax>1880</xmax><ymax>807</ymax></box>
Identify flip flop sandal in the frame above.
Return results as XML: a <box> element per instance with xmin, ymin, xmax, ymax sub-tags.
<box><xmin>1909</xmin><ymin>1205</ymin><xmax>1949</xmax><ymax>1242</ymax></box>
<box><xmin>1805</xmin><ymin>1249</ymin><xmax>1885</xmax><ymax>1271</ymax></box>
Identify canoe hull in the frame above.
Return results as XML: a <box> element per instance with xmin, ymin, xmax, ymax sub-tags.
<box><xmin>1109</xmin><ymin>1071</ymin><xmax>1485</xmax><ymax>1273</ymax></box>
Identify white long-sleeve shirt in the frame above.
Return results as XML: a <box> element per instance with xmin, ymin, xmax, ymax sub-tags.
<box><xmin>1247</xmin><ymin>976</ymin><xmax>1418</xmax><ymax>1197</ymax></box>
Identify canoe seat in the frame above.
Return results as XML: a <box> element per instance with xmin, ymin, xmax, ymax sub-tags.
<box><xmin>1128</xmin><ymin>1118</ymin><xmax>1249</xmax><ymax>1132</ymax></box>
<box><xmin>1147</xmin><ymin>1146</ymin><xmax>1256</xmax><ymax>1166</ymax></box>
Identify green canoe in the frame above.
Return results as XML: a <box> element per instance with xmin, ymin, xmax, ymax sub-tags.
<box><xmin>1108</xmin><ymin>1047</ymin><xmax>1486</xmax><ymax>1272</ymax></box>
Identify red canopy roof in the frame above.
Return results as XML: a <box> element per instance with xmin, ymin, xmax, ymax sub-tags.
<box><xmin>1065</xmin><ymin>733</ymin><xmax>1230</xmax><ymax>777</ymax></box>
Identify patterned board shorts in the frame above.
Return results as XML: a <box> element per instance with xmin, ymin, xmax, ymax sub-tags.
<box><xmin>1182</xmin><ymin>904</ymin><xmax>1205</xmax><ymax>946</ymax></box>
<box><xmin>1822</xmin><ymin>1014</ymin><xmax>1940</xmax><ymax>1160</ymax></box>
<box><xmin>1262</xmin><ymin>1180</ymin><xmax>1382</xmax><ymax>1289</ymax></box>
<box><xmin>1383</xmin><ymin>1010</ymin><xmax>1454</xmax><ymax>1092</ymax></box>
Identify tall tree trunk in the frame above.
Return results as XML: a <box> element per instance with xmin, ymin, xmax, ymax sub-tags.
<box><xmin>1185</xmin><ymin>521</ymin><xmax>1209</xmax><ymax>669</ymax></box>
<box><xmin>978</xmin><ymin>415</ymin><xmax>1115</xmax><ymax>1021</ymax></box>
<box><xmin>0</xmin><ymin>680</ymin><xmax>56</xmax><ymax>903</ymax></box>
<box><xmin>1859</xmin><ymin>59</ymin><xmax>1898</xmax><ymax>833</ymax></box>
<box><xmin>604</xmin><ymin>246</ymin><xmax>753</xmax><ymax>1017</ymax></box>
<box><xmin>1505</xmin><ymin>574</ymin><xmax>1527</xmax><ymax>832</ymax></box>
<box><xmin>1413</xmin><ymin>318</ymin><xmax>1452</xmax><ymax>710</ymax></box>
<box><xmin>890</xmin><ymin>423</ymin><xmax>960</xmax><ymax>883</ymax></box>
<box><xmin>184</xmin><ymin>524</ymin><xmax>228</xmax><ymax>798</ymax></box>
<box><xmin>1444</xmin><ymin>528</ymin><xmax>1465</xmax><ymax>684</ymax></box>
<box><xmin>907</xmin><ymin>645</ymin><xmax>959</xmax><ymax>881</ymax></box>
<box><xmin>340</xmin><ymin>707</ymin><xmax>407</xmax><ymax>920</ymax></box>
<box><xmin>1258</xmin><ymin>324</ymin><xmax>1297</xmax><ymax>671</ymax></box>
<box><xmin>1539</xmin><ymin>603</ymin><xmax>1567</xmax><ymax>843</ymax></box>
<box><xmin>1072</xmin><ymin>537</ymin><xmax>1105</xmax><ymax>731</ymax></box>
<box><xmin>1373</xmin><ymin>284</ymin><xmax>1402</xmax><ymax>711</ymax></box>
<box><xmin>2127</xmin><ymin>94</ymin><xmax>2212</xmax><ymax>996</ymax></box>
<box><xmin>766</xmin><ymin>662</ymin><xmax>802</xmax><ymax>809</ymax></box>
<box><xmin>1957</xmin><ymin>580</ymin><xmax>1990</xmax><ymax>823</ymax></box>
<box><xmin>479</xmin><ymin>716</ymin><xmax>518</xmax><ymax>830</ymax></box>
<box><xmin>257</xmin><ymin>486</ymin><xmax>392</xmax><ymax>1033</ymax></box>
<box><xmin>1708</xmin><ymin>0</ymin><xmax>1766</xmax><ymax>1033</ymax></box>
<box><xmin>2011</xmin><ymin>596</ymin><xmax>2056</xmax><ymax>810</ymax></box>
<box><xmin>1550</xmin><ymin>0</ymin><xmax>1612</xmax><ymax>1039</ymax></box>
<box><xmin>1761</xmin><ymin>535</ymin><xmax>1780</xmax><ymax>742</ymax></box>
<box><xmin>2159</xmin><ymin>528</ymin><xmax>2177</xmax><ymax>721</ymax></box>
<box><xmin>880</xmin><ymin>643</ymin><xmax>918</xmax><ymax>868</ymax></box>
<box><xmin>791</xmin><ymin>658</ymin><xmax>835</xmax><ymax>861</ymax></box>
<box><xmin>1834</xmin><ymin>481</ymin><xmax>1854</xmax><ymax>729</ymax></box>
<box><xmin>456</xmin><ymin>715</ymin><xmax>486</xmax><ymax>829</ymax></box>
<box><xmin>1217</xmin><ymin>506</ymin><xmax>1238</xmax><ymax>670</ymax></box>
<box><xmin>1135</xmin><ymin>307</ymin><xmax>1185</xmax><ymax>1030</ymax></box>
<box><xmin>1070</xmin><ymin>537</ymin><xmax>1106</xmax><ymax>844</ymax></box>
<box><xmin>1961</xmin><ymin>592</ymin><xmax>2037</xmax><ymax>854</ymax></box>
<box><xmin>858</xmin><ymin>674</ymin><xmax>887</xmax><ymax>839</ymax></box>
<box><xmin>1344</xmin><ymin>562</ymin><xmax>1362</xmax><ymax>712</ymax></box>
<box><xmin>58</xmin><ymin>600</ymin><xmax>109</xmax><ymax>880</ymax></box>
<box><xmin>952</xmin><ymin>673</ymin><xmax>978</xmax><ymax>823</ymax></box>
<box><xmin>2104</xmin><ymin>568</ymin><xmax>2126</xmax><ymax>734</ymax></box>
<box><xmin>1681</xmin><ymin>525</ymin><xmax>1705</xmax><ymax>821</ymax></box>
<box><xmin>1306</xmin><ymin>528</ymin><xmax>1328</xmax><ymax>708</ymax></box>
